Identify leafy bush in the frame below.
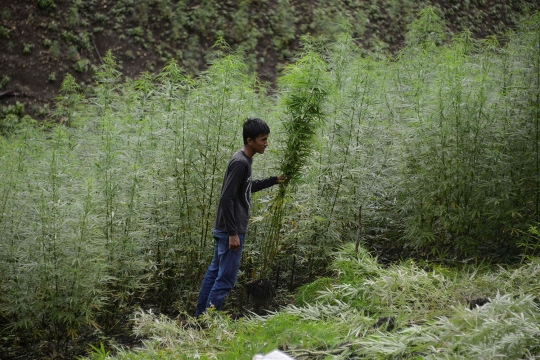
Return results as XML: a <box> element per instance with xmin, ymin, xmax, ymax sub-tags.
<box><xmin>48</xmin><ymin>20</ymin><xmax>59</xmax><ymax>31</ymax></box>
<box><xmin>49</xmin><ymin>40</ymin><xmax>59</xmax><ymax>59</ymax></box>
<box><xmin>0</xmin><ymin>26</ymin><xmax>9</xmax><ymax>38</ymax></box>
<box><xmin>0</xmin><ymin>75</ymin><xmax>9</xmax><ymax>89</ymax></box>
<box><xmin>37</xmin><ymin>0</ymin><xmax>56</xmax><ymax>10</ymax></box>
<box><xmin>73</xmin><ymin>58</ymin><xmax>90</xmax><ymax>72</ymax></box>
<box><xmin>0</xmin><ymin>102</ymin><xmax>33</xmax><ymax>136</ymax></box>
<box><xmin>22</xmin><ymin>43</ymin><xmax>33</xmax><ymax>54</ymax></box>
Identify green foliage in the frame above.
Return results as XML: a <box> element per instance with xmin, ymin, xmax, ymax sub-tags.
<box><xmin>0</xmin><ymin>26</ymin><xmax>9</xmax><ymax>38</ymax></box>
<box><xmin>37</xmin><ymin>0</ymin><xmax>56</xmax><ymax>10</ymax></box>
<box><xmin>107</xmin><ymin>245</ymin><xmax>540</xmax><ymax>359</ymax></box>
<box><xmin>65</xmin><ymin>4</ymin><xmax>81</xmax><ymax>28</ymax></box>
<box><xmin>331</xmin><ymin>245</ymin><xmax>382</xmax><ymax>284</ymax></box>
<box><xmin>22</xmin><ymin>43</ymin><xmax>33</xmax><ymax>54</ymax></box>
<box><xmin>48</xmin><ymin>20</ymin><xmax>59</xmax><ymax>31</ymax></box>
<box><xmin>258</xmin><ymin>47</ymin><xmax>329</xmax><ymax>277</ymax></box>
<box><xmin>396</xmin><ymin>11</ymin><xmax>540</xmax><ymax>259</ymax></box>
<box><xmin>267</xmin><ymin>0</ymin><xmax>297</xmax><ymax>52</ymax></box>
<box><xmin>54</xmin><ymin>73</ymin><xmax>83</xmax><ymax>123</ymax></box>
<box><xmin>0</xmin><ymin>75</ymin><xmax>9</xmax><ymax>89</ymax></box>
<box><xmin>278</xmin><ymin>48</ymin><xmax>329</xmax><ymax>185</ymax></box>
<box><xmin>78</xmin><ymin>31</ymin><xmax>92</xmax><ymax>50</ymax></box>
<box><xmin>49</xmin><ymin>40</ymin><xmax>60</xmax><ymax>59</ymax></box>
<box><xmin>0</xmin><ymin>125</ymin><xmax>105</xmax><ymax>348</ymax></box>
<box><xmin>95</xmin><ymin>13</ymin><xmax>107</xmax><ymax>23</ymax></box>
<box><xmin>520</xmin><ymin>225</ymin><xmax>540</xmax><ymax>258</ymax></box>
<box><xmin>355</xmin><ymin>293</ymin><xmax>540</xmax><ymax>358</ymax></box>
<box><xmin>127</xmin><ymin>26</ymin><xmax>144</xmax><ymax>37</ymax></box>
<box><xmin>62</xmin><ymin>30</ymin><xmax>79</xmax><ymax>45</ymax></box>
<box><xmin>67</xmin><ymin>45</ymin><xmax>78</xmax><ymax>61</ymax></box>
<box><xmin>73</xmin><ymin>58</ymin><xmax>90</xmax><ymax>72</ymax></box>
<box><xmin>405</xmin><ymin>6</ymin><xmax>446</xmax><ymax>49</ymax></box>
<box><xmin>3</xmin><ymin>9</ymin><xmax>540</xmax><ymax>356</ymax></box>
<box><xmin>295</xmin><ymin>277</ymin><xmax>333</xmax><ymax>306</ymax></box>
<box><xmin>86</xmin><ymin>343</ymin><xmax>110</xmax><ymax>360</ymax></box>
<box><xmin>0</xmin><ymin>103</ymin><xmax>35</xmax><ymax>136</ymax></box>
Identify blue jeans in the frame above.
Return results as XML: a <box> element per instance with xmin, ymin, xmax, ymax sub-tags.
<box><xmin>195</xmin><ymin>229</ymin><xmax>245</xmax><ymax>317</ymax></box>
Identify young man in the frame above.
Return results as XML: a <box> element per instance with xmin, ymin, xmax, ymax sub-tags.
<box><xmin>195</xmin><ymin>118</ymin><xmax>285</xmax><ymax>317</ymax></box>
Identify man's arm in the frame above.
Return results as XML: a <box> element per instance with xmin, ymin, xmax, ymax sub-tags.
<box><xmin>251</xmin><ymin>174</ymin><xmax>287</xmax><ymax>193</ymax></box>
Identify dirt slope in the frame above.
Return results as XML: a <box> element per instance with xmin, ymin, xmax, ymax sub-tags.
<box><xmin>0</xmin><ymin>0</ymin><xmax>538</xmax><ymax>121</ymax></box>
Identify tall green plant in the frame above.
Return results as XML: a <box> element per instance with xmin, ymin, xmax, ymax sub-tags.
<box><xmin>91</xmin><ymin>55</ymin><xmax>148</xmax><ymax>328</ymax></box>
<box><xmin>259</xmin><ymin>49</ymin><xmax>328</xmax><ymax>278</ymax></box>
<box><xmin>1</xmin><ymin>123</ymin><xmax>107</xmax><ymax>348</ymax></box>
<box><xmin>54</xmin><ymin>73</ymin><xmax>83</xmax><ymax>124</ymax></box>
<box><xmin>0</xmin><ymin>127</ymin><xmax>36</xmax><ymax>330</ymax></box>
<box><xmin>296</xmin><ymin>33</ymin><xmax>361</xmax><ymax>281</ymax></box>
<box><xmin>146</xmin><ymin>60</ymin><xmax>194</xmax><ymax>304</ymax></box>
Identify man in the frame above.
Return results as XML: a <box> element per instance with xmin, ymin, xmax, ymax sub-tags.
<box><xmin>195</xmin><ymin>118</ymin><xmax>285</xmax><ymax>316</ymax></box>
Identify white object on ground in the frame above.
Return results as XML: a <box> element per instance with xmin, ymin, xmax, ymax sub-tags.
<box><xmin>253</xmin><ymin>349</ymin><xmax>295</xmax><ymax>360</ymax></box>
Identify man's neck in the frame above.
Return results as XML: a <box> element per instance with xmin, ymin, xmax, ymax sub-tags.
<box><xmin>241</xmin><ymin>145</ymin><xmax>255</xmax><ymax>159</ymax></box>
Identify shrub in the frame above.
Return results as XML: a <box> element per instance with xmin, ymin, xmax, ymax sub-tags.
<box><xmin>48</xmin><ymin>20</ymin><xmax>59</xmax><ymax>31</ymax></box>
<box><xmin>37</xmin><ymin>0</ymin><xmax>56</xmax><ymax>10</ymax></box>
<box><xmin>0</xmin><ymin>103</ymin><xmax>31</xmax><ymax>136</ymax></box>
<box><xmin>0</xmin><ymin>26</ymin><xmax>9</xmax><ymax>38</ymax></box>
<box><xmin>49</xmin><ymin>40</ymin><xmax>59</xmax><ymax>59</ymax></box>
<box><xmin>73</xmin><ymin>59</ymin><xmax>90</xmax><ymax>73</ymax></box>
<box><xmin>22</xmin><ymin>43</ymin><xmax>33</xmax><ymax>54</ymax></box>
<box><xmin>0</xmin><ymin>76</ymin><xmax>9</xmax><ymax>89</ymax></box>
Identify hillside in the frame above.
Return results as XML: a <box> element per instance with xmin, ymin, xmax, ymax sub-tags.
<box><xmin>0</xmin><ymin>0</ymin><xmax>539</xmax><ymax>123</ymax></box>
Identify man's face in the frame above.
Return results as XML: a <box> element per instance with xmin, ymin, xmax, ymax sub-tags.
<box><xmin>248</xmin><ymin>134</ymin><xmax>269</xmax><ymax>154</ymax></box>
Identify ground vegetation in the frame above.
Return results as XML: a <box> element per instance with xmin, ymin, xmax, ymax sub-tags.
<box><xmin>0</xmin><ymin>4</ymin><xmax>540</xmax><ymax>359</ymax></box>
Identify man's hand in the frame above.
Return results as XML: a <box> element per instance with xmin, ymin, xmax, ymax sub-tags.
<box><xmin>277</xmin><ymin>174</ymin><xmax>288</xmax><ymax>184</ymax></box>
<box><xmin>229</xmin><ymin>234</ymin><xmax>241</xmax><ymax>250</ymax></box>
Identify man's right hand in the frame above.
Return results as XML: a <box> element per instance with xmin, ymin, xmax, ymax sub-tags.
<box><xmin>229</xmin><ymin>234</ymin><xmax>241</xmax><ymax>251</ymax></box>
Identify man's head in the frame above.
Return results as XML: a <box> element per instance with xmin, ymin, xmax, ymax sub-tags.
<box><xmin>242</xmin><ymin>118</ymin><xmax>270</xmax><ymax>157</ymax></box>
<box><xmin>243</xmin><ymin>118</ymin><xmax>270</xmax><ymax>145</ymax></box>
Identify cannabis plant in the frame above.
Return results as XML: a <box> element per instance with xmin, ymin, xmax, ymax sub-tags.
<box><xmin>258</xmin><ymin>48</ymin><xmax>329</xmax><ymax>278</ymax></box>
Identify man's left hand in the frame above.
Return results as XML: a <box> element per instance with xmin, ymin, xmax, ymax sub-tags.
<box><xmin>277</xmin><ymin>174</ymin><xmax>288</xmax><ymax>184</ymax></box>
<box><xmin>229</xmin><ymin>235</ymin><xmax>241</xmax><ymax>250</ymax></box>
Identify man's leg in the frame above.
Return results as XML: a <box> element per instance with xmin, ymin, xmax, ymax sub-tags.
<box><xmin>195</xmin><ymin>240</ymin><xmax>220</xmax><ymax>317</ymax></box>
<box><xmin>205</xmin><ymin>231</ymin><xmax>245</xmax><ymax>311</ymax></box>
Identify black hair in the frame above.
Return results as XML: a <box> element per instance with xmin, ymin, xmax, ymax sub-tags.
<box><xmin>243</xmin><ymin>118</ymin><xmax>270</xmax><ymax>145</ymax></box>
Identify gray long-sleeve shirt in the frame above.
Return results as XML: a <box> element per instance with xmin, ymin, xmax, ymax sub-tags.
<box><xmin>214</xmin><ymin>150</ymin><xmax>277</xmax><ymax>236</ymax></box>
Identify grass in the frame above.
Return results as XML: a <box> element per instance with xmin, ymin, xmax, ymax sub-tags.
<box><xmin>96</xmin><ymin>244</ymin><xmax>540</xmax><ymax>359</ymax></box>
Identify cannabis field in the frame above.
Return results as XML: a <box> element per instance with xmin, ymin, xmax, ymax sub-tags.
<box><xmin>1</xmin><ymin>8</ymin><xmax>540</xmax><ymax>359</ymax></box>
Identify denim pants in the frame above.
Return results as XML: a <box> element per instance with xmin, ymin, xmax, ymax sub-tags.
<box><xmin>195</xmin><ymin>229</ymin><xmax>245</xmax><ymax>316</ymax></box>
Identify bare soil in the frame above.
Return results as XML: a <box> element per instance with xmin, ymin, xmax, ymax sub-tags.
<box><xmin>1</xmin><ymin>0</ymin><xmax>537</xmax><ymax>121</ymax></box>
